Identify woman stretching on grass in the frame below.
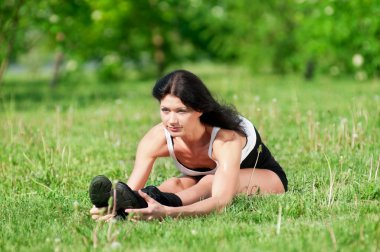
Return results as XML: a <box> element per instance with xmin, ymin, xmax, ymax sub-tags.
<box><xmin>89</xmin><ymin>70</ymin><xmax>287</xmax><ymax>221</ymax></box>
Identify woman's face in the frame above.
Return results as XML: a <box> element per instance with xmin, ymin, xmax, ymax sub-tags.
<box><xmin>160</xmin><ymin>94</ymin><xmax>202</xmax><ymax>137</ymax></box>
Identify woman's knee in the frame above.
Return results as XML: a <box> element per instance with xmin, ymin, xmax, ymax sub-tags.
<box><xmin>238</xmin><ymin>169</ymin><xmax>285</xmax><ymax>195</ymax></box>
<box><xmin>158</xmin><ymin>177</ymin><xmax>196</xmax><ymax>193</ymax></box>
<box><xmin>159</xmin><ymin>177</ymin><xmax>182</xmax><ymax>192</ymax></box>
<box><xmin>264</xmin><ymin>171</ymin><xmax>285</xmax><ymax>194</ymax></box>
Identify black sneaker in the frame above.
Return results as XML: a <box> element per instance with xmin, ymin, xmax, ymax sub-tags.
<box><xmin>115</xmin><ymin>181</ymin><xmax>148</xmax><ymax>210</ymax></box>
<box><xmin>89</xmin><ymin>175</ymin><xmax>112</xmax><ymax>208</ymax></box>
<box><xmin>89</xmin><ymin>176</ymin><xmax>128</xmax><ymax>220</ymax></box>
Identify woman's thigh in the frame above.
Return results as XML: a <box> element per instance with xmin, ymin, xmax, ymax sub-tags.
<box><xmin>238</xmin><ymin>168</ymin><xmax>285</xmax><ymax>195</ymax></box>
<box><xmin>158</xmin><ymin>176</ymin><xmax>198</xmax><ymax>193</ymax></box>
<box><xmin>158</xmin><ymin>168</ymin><xmax>285</xmax><ymax>204</ymax></box>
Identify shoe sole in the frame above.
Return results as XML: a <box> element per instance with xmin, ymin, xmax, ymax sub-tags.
<box><xmin>89</xmin><ymin>175</ymin><xmax>112</xmax><ymax>208</ymax></box>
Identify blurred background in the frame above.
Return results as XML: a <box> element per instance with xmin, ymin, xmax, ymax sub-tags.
<box><xmin>1</xmin><ymin>0</ymin><xmax>379</xmax><ymax>88</ymax></box>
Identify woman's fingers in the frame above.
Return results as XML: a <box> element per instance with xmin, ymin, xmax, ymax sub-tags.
<box><xmin>90</xmin><ymin>205</ymin><xmax>111</xmax><ymax>221</ymax></box>
<box><xmin>125</xmin><ymin>208</ymin><xmax>155</xmax><ymax>221</ymax></box>
<box><xmin>92</xmin><ymin>214</ymin><xmax>101</xmax><ymax>220</ymax></box>
<box><xmin>90</xmin><ymin>193</ymin><xmax>166</xmax><ymax>222</ymax></box>
<box><xmin>127</xmin><ymin>211</ymin><xmax>154</xmax><ymax>221</ymax></box>
<box><xmin>138</xmin><ymin>190</ymin><xmax>157</xmax><ymax>203</ymax></box>
<box><xmin>125</xmin><ymin>208</ymin><xmax>151</xmax><ymax>215</ymax></box>
<box><xmin>98</xmin><ymin>214</ymin><xmax>114</xmax><ymax>222</ymax></box>
<box><xmin>90</xmin><ymin>206</ymin><xmax>107</xmax><ymax>215</ymax></box>
<box><xmin>90</xmin><ymin>206</ymin><xmax>99</xmax><ymax>214</ymax></box>
<box><xmin>125</xmin><ymin>201</ymin><xmax>167</xmax><ymax>221</ymax></box>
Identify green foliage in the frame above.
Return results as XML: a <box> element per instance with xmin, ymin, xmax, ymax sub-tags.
<box><xmin>0</xmin><ymin>64</ymin><xmax>379</xmax><ymax>251</ymax></box>
<box><xmin>97</xmin><ymin>54</ymin><xmax>125</xmax><ymax>82</ymax></box>
<box><xmin>1</xmin><ymin>0</ymin><xmax>380</xmax><ymax>83</ymax></box>
<box><xmin>292</xmin><ymin>0</ymin><xmax>380</xmax><ymax>78</ymax></box>
<box><xmin>0</xmin><ymin>0</ymin><xmax>25</xmax><ymax>59</ymax></box>
<box><xmin>188</xmin><ymin>0</ymin><xmax>380</xmax><ymax>77</ymax></box>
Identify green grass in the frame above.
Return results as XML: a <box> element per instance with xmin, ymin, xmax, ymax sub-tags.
<box><xmin>0</xmin><ymin>64</ymin><xmax>379</xmax><ymax>251</ymax></box>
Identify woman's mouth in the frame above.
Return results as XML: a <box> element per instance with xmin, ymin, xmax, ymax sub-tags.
<box><xmin>168</xmin><ymin>126</ymin><xmax>181</xmax><ymax>132</ymax></box>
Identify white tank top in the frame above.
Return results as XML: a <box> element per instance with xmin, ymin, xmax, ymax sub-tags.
<box><xmin>163</xmin><ymin>116</ymin><xmax>257</xmax><ymax>176</ymax></box>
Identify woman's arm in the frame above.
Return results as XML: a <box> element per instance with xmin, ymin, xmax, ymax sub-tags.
<box><xmin>126</xmin><ymin>130</ymin><xmax>244</xmax><ymax>219</ymax></box>
<box><xmin>167</xmin><ymin>131</ymin><xmax>242</xmax><ymax>216</ymax></box>
<box><xmin>127</xmin><ymin>123</ymin><xmax>169</xmax><ymax>190</ymax></box>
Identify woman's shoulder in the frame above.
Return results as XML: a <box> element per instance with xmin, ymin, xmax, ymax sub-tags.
<box><xmin>214</xmin><ymin>128</ymin><xmax>242</xmax><ymax>143</ymax></box>
<box><xmin>141</xmin><ymin>123</ymin><xmax>166</xmax><ymax>142</ymax></box>
<box><xmin>211</xmin><ymin>128</ymin><xmax>245</xmax><ymax>160</ymax></box>
<box><xmin>213</xmin><ymin>128</ymin><xmax>246</xmax><ymax>149</ymax></box>
<box><xmin>139</xmin><ymin>123</ymin><xmax>168</xmax><ymax>156</ymax></box>
<box><xmin>148</xmin><ymin>123</ymin><xmax>166</xmax><ymax>133</ymax></box>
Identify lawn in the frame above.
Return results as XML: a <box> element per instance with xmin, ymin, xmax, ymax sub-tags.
<box><xmin>0</xmin><ymin>64</ymin><xmax>379</xmax><ymax>251</ymax></box>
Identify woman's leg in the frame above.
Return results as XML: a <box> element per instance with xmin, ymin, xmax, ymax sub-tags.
<box><xmin>174</xmin><ymin>169</ymin><xmax>285</xmax><ymax>204</ymax></box>
<box><xmin>175</xmin><ymin>175</ymin><xmax>214</xmax><ymax>205</ymax></box>
<box><xmin>237</xmin><ymin>168</ymin><xmax>285</xmax><ymax>195</ymax></box>
<box><xmin>157</xmin><ymin>168</ymin><xmax>285</xmax><ymax>206</ymax></box>
<box><xmin>158</xmin><ymin>176</ymin><xmax>198</xmax><ymax>193</ymax></box>
<box><xmin>175</xmin><ymin>169</ymin><xmax>285</xmax><ymax>205</ymax></box>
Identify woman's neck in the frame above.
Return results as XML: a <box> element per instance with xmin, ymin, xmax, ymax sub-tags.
<box><xmin>181</xmin><ymin>123</ymin><xmax>210</xmax><ymax>147</ymax></box>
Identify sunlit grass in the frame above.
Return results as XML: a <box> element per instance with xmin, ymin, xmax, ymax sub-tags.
<box><xmin>0</xmin><ymin>64</ymin><xmax>379</xmax><ymax>251</ymax></box>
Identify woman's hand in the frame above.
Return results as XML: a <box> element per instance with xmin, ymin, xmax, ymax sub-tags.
<box><xmin>125</xmin><ymin>190</ymin><xmax>168</xmax><ymax>221</ymax></box>
<box><xmin>90</xmin><ymin>191</ymin><xmax>169</xmax><ymax>222</ymax></box>
<box><xmin>90</xmin><ymin>206</ymin><xmax>115</xmax><ymax>222</ymax></box>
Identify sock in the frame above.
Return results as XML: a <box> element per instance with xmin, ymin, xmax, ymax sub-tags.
<box><xmin>141</xmin><ymin>186</ymin><xmax>183</xmax><ymax>207</ymax></box>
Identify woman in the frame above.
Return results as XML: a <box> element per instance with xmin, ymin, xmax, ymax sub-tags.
<box><xmin>89</xmin><ymin>69</ymin><xmax>287</xmax><ymax>221</ymax></box>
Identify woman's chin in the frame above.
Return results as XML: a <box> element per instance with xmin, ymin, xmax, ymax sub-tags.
<box><xmin>170</xmin><ymin>132</ymin><xmax>184</xmax><ymax>137</ymax></box>
<box><xmin>168</xmin><ymin>129</ymin><xmax>184</xmax><ymax>137</ymax></box>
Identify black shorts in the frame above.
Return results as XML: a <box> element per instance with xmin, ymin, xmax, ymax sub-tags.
<box><xmin>184</xmin><ymin>128</ymin><xmax>288</xmax><ymax>191</ymax></box>
<box><xmin>240</xmin><ymin>129</ymin><xmax>288</xmax><ymax>191</ymax></box>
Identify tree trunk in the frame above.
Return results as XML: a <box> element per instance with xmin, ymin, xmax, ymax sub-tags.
<box><xmin>0</xmin><ymin>0</ymin><xmax>23</xmax><ymax>86</ymax></box>
<box><xmin>50</xmin><ymin>51</ymin><xmax>64</xmax><ymax>88</ymax></box>
<box><xmin>304</xmin><ymin>59</ymin><xmax>315</xmax><ymax>81</ymax></box>
<box><xmin>0</xmin><ymin>56</ymin><xmax>10</xmax><ymax>85</ymax></box>
<box><xmin>152</xmin><ymin>32</ymin><xmax>165</xmax><ymax>77</ymax></box>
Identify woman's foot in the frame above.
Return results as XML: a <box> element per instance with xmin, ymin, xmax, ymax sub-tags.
<box><xmin>115</xmin><ymin>181</ymin><xmax>148</xmax><ymax>209</ymax></box>
<box><xmin>89</xmin><ymin>175</ymin><xmax>147</xmax><ymax>220</ymax></box>
<box><xmin>89</xmin><ymin>175</ymin><xmax>112</xmax><ymax>208</ymax></box>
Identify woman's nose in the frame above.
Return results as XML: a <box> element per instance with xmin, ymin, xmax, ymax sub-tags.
<box><xmin>168</xmin><ymin>112</ymin><xmax>178</xmax><ymax>124</ymax></box>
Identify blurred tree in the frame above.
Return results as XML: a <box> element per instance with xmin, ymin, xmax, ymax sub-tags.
<box><xmin>32</xmin><ymin>0</ymin><xmax>93</xmax><ymax>87</ymax></box>
<box><xmin>84</xmin><ymin>0</ymin><xmax>187</xmax><ymax>78</ymax></box>
<box><xmin>170</xmin><ymin>1</ymin><xmax>300</xmax><ymax>74</ymax></box>
<box><xmin>0</xmin><ymin>0</ymin><xmax>25</xmax><ymax>85</ymax></box>
<box><xmin>292</xmin><ymin>0</ymin><xmax>380</xmax><ymax>79</ymax></box>
<box><xmin>1</xmin><ymin>0</ymin><xmax>379</xmax><ymax>84</ymax></box>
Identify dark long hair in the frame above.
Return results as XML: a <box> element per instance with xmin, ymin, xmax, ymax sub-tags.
<box><xmin>152</xmin><ymin>70</ymin><xmax>246</xmax><ymax>137</ymax></box>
